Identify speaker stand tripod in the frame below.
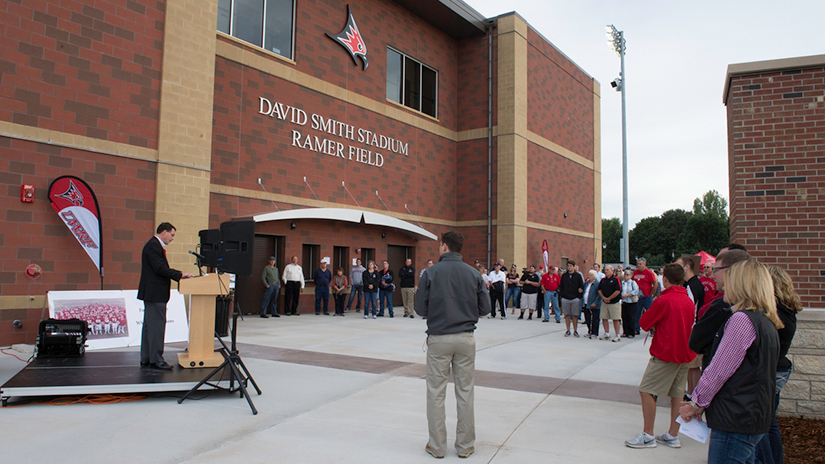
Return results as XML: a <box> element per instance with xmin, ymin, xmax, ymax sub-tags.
<box><xmin>179</xmin><ymin>302</ymin><xmax>261</xmax><ymax>415</ymax></box>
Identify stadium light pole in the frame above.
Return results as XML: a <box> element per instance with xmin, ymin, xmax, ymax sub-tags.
<box><xmin>606</xmin><ymin>24</ymin><xmax>629</xmax><ymax>267</ymax></box>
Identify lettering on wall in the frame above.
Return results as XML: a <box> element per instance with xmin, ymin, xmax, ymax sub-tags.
<box><xmin>258</xmin><ymin>97</ymin><xmax>409</xmax><ymax>169</ymax></box>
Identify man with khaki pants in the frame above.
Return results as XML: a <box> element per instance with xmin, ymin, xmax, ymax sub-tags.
<box><xmin>415</xmin><ymin>231</ymin><xmax>491</xmax><ymax>459</ymax></box>
<box><xmin>399</xmin><ymin>258</ymin><xmax>416</xmax><ymax>318</ymax></box>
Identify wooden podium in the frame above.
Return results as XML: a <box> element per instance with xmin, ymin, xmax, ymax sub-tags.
<box><xmin>177</xmin><ymin>273</ymin><xmax>231</xmax><ymax>368</ymax></box>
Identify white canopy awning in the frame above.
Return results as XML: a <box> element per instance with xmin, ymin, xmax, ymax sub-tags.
<box><xmin>252</xmin><ymin>208</ymin><xmax>438</xmax><ymax>241</ymax></box>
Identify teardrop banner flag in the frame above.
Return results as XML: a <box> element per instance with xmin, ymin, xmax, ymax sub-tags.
<box><xmin>49</xmin><ymin>176</ymin><xmax>103</xmax><ymax>282</ymax></box>
<box><xmin>542</xmin><ymin>240</ymin><xmax>549</xmax><ymax>272</ymax></box>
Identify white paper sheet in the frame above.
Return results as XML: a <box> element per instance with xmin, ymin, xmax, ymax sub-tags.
<box><xmin>676</xmin><ymin>416</ymin><xmax>710</xmax><ymax>444</ymax></box>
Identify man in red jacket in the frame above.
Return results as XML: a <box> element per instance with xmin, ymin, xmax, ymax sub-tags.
<box><xmin>625</xmin><ymin>263</ymin><xmax>696</xmax><ymax>450</ymax></box>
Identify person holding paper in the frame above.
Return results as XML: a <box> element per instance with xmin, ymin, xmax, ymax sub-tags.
<box><xmin>679</xmin><ymin>259</ymin><xmax>781</xmax><ymax>464</ymax></box>
<box><xmin>625</xmin><ymin>263</ymin><xmax>696</xmax><ymax>449</ymax></box>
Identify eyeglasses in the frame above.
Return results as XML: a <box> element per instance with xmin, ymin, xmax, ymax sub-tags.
<box><xmin>712</xmin><ymin>265</ymin><xmax>729</xmax><ymax>273</ymax></box>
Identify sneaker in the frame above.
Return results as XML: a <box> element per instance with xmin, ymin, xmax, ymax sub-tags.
<box><xmin>655</xmin><ymin>434</ymin><xmax>681</xmax><ymax>448</ymax></box>
<box><xmin>500</xmin><ymin>316</ymin><xmax>506</xmax><ymax>320</ymax></box>
<box><xmin>517</xmin><ymin>315</ymin><xmax>524</xmax><ymax>320</ymax></box>
<box><xmin>364</xmin><ymin>315</ymin><xmax>368</xmax><ymax>319</ymax></box>
<box><xmin>555</xmin><ymin>319</ymin><xmax>561</xmax><ymax>323</ymax></box>
<box><xmin>573</xmin><ymin>332</ymin><xmax>580</xmax><ymax>338</ymax></box>
<box><xmin>371</xmin><ymin>315</ymin><xmax>377</xmax><ymax>319</ymax></box>
<box><xmin>625</xmin><ymin>432</ymin><xmax>656</xmax><ymax>449</ymax></box>
<box><xmin>590</xmin><ymin>334</ymin><xmax>598</xmax><ymax>340</ymax></box>
<box><xmin>389</xmin><ymin>314</ymin><xmax>394</xmax><ymax>318</ymax></box>
<box><xmin>542</xmin><ymin>319</ymin><xmax>549</xmax><ymax>323</ymax></box>
<box><xmin>564</xmin><ymin>331</ymin><xmax>571</xmax><ymax>337</ymax></box>
<box><xmin>600</xmin><ymin>334</ymin><xmax>610</xmax><ymax>340</ymax></box>
<box><xmin>458</xmin><ymin>446</ymin><xmax>475</xmax><ymax>458</ymax></box>
<box><xmin>613</xmin><ymin>337</ymin><xmax>621</xmax><ymax>342</ymax></box>
<box><xmin>425</xmin><ymin>443</ymin><xmax>444</xmax><ymax>459</ymax></box>
<box><xmin>527</xmin><ymin>315</ymin><xmax>532</xmax><ymax>320</ymax></box>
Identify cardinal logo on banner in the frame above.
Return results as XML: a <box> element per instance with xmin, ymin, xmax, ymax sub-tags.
<box><xmin>542</xmin><ymin>240</ymin><xmax>549</xmax><ymax>272</ymax></box>
<box><xmin>49</xmin><ymin>176</ymin><xmax>104</xmax><ymax>281</ymax></box>
<box><xmin>327</xmin><ymin>4</ymin><xmax>369</xmax><ymax>70</ymax></box>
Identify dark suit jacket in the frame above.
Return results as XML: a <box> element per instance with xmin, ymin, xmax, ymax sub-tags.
<box><xmin>137</xmin><ymin>236</ymin><xmax>183</xmax><ymax>303</ymax></box>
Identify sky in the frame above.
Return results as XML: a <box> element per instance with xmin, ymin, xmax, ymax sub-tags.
<box><xmin>468</xmin><ymin>0</ymin><xmax>825</xmax><ymax>228</ymax></box>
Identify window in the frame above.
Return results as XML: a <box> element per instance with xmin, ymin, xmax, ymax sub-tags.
<box><xmin>333</xmin><ymin>246</ymin><xmax>349</xmax><ymax>276</ymax></box>
<box><xmin>386</xmin><ymin>48</ymin><xmax>437</xmax><ymax>118</ymax></box>
<box><xmin>302</xmin><ymin>244</ymin><xmax>320</xmax><ymax>281</ymax></box>
<box><xmin>217</xmin><ymin>0</ymin><xmax>294</xmax><ymax>60</ymax></box>
<box><xmin>361</xmin><ymin>248</ymin><xmax>375</xmax><ymax>268</ymax></box>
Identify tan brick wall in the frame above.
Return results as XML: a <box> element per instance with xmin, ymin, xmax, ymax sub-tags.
<box><xmin>155</xmin><ymin>0</ymin><xmax>219</xmax><ymax>269</ymax></box>
<box><xmin>496</xmin><ymin>15</ymin><xmax>529</xmax><ymax>268</ymax></box>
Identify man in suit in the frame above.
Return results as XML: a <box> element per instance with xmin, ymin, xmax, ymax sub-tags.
<box><xmin>138</xmin><ymin>222</ymin><xmax>194</xmax><ymax>369</ymax></box>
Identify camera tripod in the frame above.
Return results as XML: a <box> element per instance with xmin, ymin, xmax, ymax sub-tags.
<box><xmin>179</xmin><ymin>299</ymin><xmax>261</xmax><ymax>415</ymax></box>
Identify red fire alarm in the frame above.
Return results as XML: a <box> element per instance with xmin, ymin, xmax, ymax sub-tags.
<box><xmin>21</xmin><ymin>184</ymin><xmax>34</xmax><ymax>203</ymax></box>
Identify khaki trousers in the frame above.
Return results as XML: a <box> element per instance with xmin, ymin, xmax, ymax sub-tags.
<box><xmin>426</xmin><ymin>332</ymin><xmax>476</xmax><ymax>456</ymax></box>
<box><xmin>401</xmin><ymin>287</ymin><xmax>415</xmax><ymax>316</ymax></box>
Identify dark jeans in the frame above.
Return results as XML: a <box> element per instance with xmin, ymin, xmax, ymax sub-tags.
<box><xmin>260</xmin><ymin>284</ymin><xmax>280</xmax><ymax>315</ymax></box>
<box><xmin>621</xmin><ymin>302</ymin><xmax>637</xmax><ymax>337</ymax></box>
<box><xmin>587</xmin><ymin>306</ymin><xmax>600</xmax><ymax>336</ymax></box>
<box><xmin>284</xmin><ymin>281</ymin><xmax>301</xmax><ymax>314</ymax></box>
<box><xmin>334</xmin><ymin>292</ymin><xmax>346</xmax><ymax>315</ymax></box>
<box><xmin>315</xmin><ymin>286</ymin><xmax>329</xmax><ymax>314</ymax></box>
<box><xmin>379</xmin><ymin>288</ymin><xmax>393</xmax><ymax>316</ymax></box>
<box><xmin>708</xmin><ymin>430</ymin><xmax>763</xmax><ymax>464</ymax></box>
<box><xmin>490</xmin><ymin>289</ymin><xmax>505</xmax><ymax>317</ymax></box>
<box><xmin>755</xmin><ymin>368</ymin><xmax>792</xmax><ymax>464</ymax></box>
<box><xmin>364</xmin><ymin>291</ymin><xmax>378</xmax><ymax>316</ymax></box>
<box><xmin>636</xmin><ymin>295</ymin><xmax>653</xmax><ymax>333</ymax></box>
<box><xmin>346</xmin><ymin>284</ymin><xmax>363</xmax><ymax>310</ymax></box>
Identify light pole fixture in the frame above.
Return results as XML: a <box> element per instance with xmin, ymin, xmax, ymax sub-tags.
<box><xmin>606</xmin><ymin>24</ymin><xmax>629</xmax><ymax>267</ymax></box>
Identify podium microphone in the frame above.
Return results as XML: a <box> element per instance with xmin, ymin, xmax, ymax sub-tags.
<box><xmin>189</xmin><ymin>250</ymin><xmax>206</xmax><ymax>260</ymax></box>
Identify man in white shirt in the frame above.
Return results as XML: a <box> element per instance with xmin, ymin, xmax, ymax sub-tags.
<box><xmin>282</xmin><ymin>255</ymin><xmax>305</xmax><ymax>315</ymax></box>
<box><xmin>488</xmin><ymin>263</ymin><xmax>507</xmax><ymax>318</ymax></box>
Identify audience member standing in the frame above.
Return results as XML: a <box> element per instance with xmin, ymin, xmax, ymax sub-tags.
<box><xmin>625</xmin><ymin>263</ymin><xmax>695</xmax><ymax>449</ymax></box>
<box><xmin>378</xmin><ymin>260</ymin><xmax>395</xmax><ymax>317</ymax></box>
<box><xmin>414</xmin><ymin>231</ymin><xmax>490</xmax><ymax>459</ymax></box>
<box><xmin>489</xmin><ymin>263</ymin><xmax>507</xmax><ymax>319</ymax></box>
<box><xmin>332</xmin><ymin>267</ymin><xmax>348</xmax><ymax>316</ymax></box>
<box><xmin>598</xmin><ymin>265</ymin><xmax>623</xmax><ymax>342</ymax></box>
<box><xmin>679</xmin><ymin>259</ymin><xmax>781</xmax><ymax>464</ymax></box>
<box><xmin>346</xmin><ymin>258</ymin><xmax>366</xmax><ymax>313</ymax></box>
<box><xmin>282</xmin><ymin>255</ymin><xmax>305</xmax><ymax>315</ymax></box>
<box><xmin>558</xmin><ymin>261</ymin><xmax>584</xmax><ymax>337</ymax></box>
<box><xmin>313</xmin><ymin>258</ymin><xmax>332</xmax><ymax>315</ymax></box>
<box><xmin>505</xmin><ymin>264</ymin><xmax>521</xmax><ymax>317</ymax></box>
<box><xmin>540</xmin><ymin>265</ymin><xmax>561</xmax><ymax>323</ymax></box>
<box><xmin>621</xmin><ymin>270</ymin><xmax>639</xmax><ymax>338</ymax></box>
<box><xmin>399</xmin><ymin>258</ymin><xmax>416</xmax><ymax>318</ymax></box>
<box><xmin>678</xmin><ymin>254</ymin><xmax>705</xmax><ymax>395</ymax></box>
<box><xmin>260</xmin><ymin>256</ymin><xmax>281</xmax><ymax>318</ymax></box>
<box><xmin>699</xmin><ymin>262</ymin><xmax>718</xmax><ymax>306</ymax></box>
<box><xmin>362</xmin><ymin>260</ymin><xmax>380</xmax><ymax>319</ymax></box>
<box><xmin>632</xmin><ymin>257</ymin><xmax>658</xmax><ymax>335</ymax></box>
<box><xmin>582</xmin><ymin>270</ymin><xmax>601</xmax><ymax>338</ymax></box>
<box><xmin>518</xmin><ymin>265</ymin><xmax>540</xmax><ymax>320</ymax></box>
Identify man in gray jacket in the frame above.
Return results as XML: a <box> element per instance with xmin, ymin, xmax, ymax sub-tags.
<box><xmin>415</xmin><ymin>231</ymin><xmax>491</xmax><ymax>459</ymax></box>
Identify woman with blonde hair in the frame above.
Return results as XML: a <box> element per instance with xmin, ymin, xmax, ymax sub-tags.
<box><xmin>755</xmin><ymin>265</ymin><xmax>803</xmax><ymax>464</ymax></box>
<box><xmin>680</xmin><ymin>259</ymin><xmax>781</xmax><ymax>464</ymax></box>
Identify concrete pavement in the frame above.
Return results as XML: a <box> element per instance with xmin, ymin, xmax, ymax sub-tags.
<box><xmin>0</xmin><ymin>313</ymin><xmax>710</xmax><ymax>463</ymax></box>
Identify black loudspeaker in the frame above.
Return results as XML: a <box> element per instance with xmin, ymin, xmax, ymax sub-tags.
<box><xmin>199</xmin><ymin>229</ymin><xmax>221</xmax><ymax>268</ymax></box>
<box><xmin>37</xmin><ymin>319</ymin><xmax>88</xmax><ymax>358</ymax></box>
<box><xmin>215</xmin><ymin>296</ymin><xmax>231</xmax><ymax>338</ymax></box>
<box><xmin>219</xmin><ymin>220</ymin><xmax>254</xmax><ymax>276</ymax></box>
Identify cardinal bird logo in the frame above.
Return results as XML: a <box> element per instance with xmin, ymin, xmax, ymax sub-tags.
<box><xmin>55</xmin><ymin>180</ymin><xmax>85</xmax><ymax>206</ymax></box>
<box><xmin>327</xmin><ymin>5</ymin><xmax>368</xmax><ymax>70</ymax></box>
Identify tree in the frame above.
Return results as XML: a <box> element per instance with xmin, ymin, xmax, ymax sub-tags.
<box><xmin>629</xmin><ymin>216</ymin><xmax>662</xmax><ymax>264</ymax></box>
<box><xmin>693</xmin><ymin>189</ymin><xmax>729</xmax><ymax>221</ymax></box>
<box><xmin>601</xmin><ymin>218</ymin><xmax>622</xmax><ymax>263</ymax></box>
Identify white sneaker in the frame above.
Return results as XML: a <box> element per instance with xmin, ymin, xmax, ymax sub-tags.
<box><xmin>612</xmin><ymin>337</ymin><xmax>621</xmax><ymax>342</ymax></box>
<box><xmin>364</xmin><ymin>315</ymin><xmax>368</xmax><ymax>319</ymax></box>
<box><xmin>600</xmin><ymin>334</ymin><xmax>610</xmax><ymax>340</ymax></box>
<box><xmin>655</xmin><ymin>434</ymin><xmax>681</xmax><ymax>448</ymax></box>
<box><xmin>625</xmin><ymin>432</ymin><xmax>656</xmax><ymax>448</ymax></box>
<box><xmin>371</xmin><ymin>315</ymin><xmax>377</xmax><ymax>319</ymax></box>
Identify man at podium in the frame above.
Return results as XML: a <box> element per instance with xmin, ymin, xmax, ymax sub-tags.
<box><xmin>138</xmin><ymin>222</ymin><xmax>194</xmax><ymax>370</ymax></box>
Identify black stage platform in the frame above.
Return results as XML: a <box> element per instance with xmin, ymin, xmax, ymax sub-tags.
<box><xmin>1</xmin><ymin>351</ymin><xmax>233</xmax><ymax>406</ymax></box>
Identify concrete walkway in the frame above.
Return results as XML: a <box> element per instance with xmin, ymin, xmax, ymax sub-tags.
<box><xmin>1</xmin><ymin>314</ymin><xmax>710</xmax><ymax>463</ymax></box>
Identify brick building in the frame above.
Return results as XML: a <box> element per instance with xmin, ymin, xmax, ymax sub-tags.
<box><xmin>0</xmin><ymin>0</ymin><xmax>600</xmax><ymax>343</ymax></box>
<box><xmin>724</xmin><ymin>54</ymin><xmax>825</xmax><ymax>310</ymax></box>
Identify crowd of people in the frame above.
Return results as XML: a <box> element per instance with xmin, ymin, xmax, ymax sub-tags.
<box><xmin>257</xmin><ymin>242</ymin><xmax>800</xmax><ymax>464</ymax></box>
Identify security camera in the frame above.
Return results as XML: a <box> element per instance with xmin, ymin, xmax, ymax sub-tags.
<box><xmin>611</xmin><ymin>78</ymin><xmax>622</xmax><ymax>91</ymax></box>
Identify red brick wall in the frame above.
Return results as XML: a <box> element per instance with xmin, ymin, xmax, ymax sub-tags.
<box><xmin>0</xmin><ymin>136</ymin><xmax>156</xmax><ymax>344</ymax></box>
<box><xmin>527</xmin><ymin>144</ymin><xmax>594</xmax><ymax>233</ymax></box>
<box><xmin>212</xmin><ymin>55</ymin><xmax>458</xmax><ymax>222</ymax></box>
<box><xmin>457</xmin><ymin>34</ymin><xmax>496</xmax><ymax>132</ymax></box>
<box><xmin>0</xmin><ymin>0</ymin><xmax>165</xmax><ymax>148</ymax></box>
<box><xmin>526</xmin><ymin>28</ymin><xmax>594</xmax><ymax>161</ymax></box>
<box><xmin>726</xmin><ymin>66</ymin><xmax>825</xmax><ymax>307</ymax></box>
<box><xmin>526</xmin><ymin>228</ymin><xmax>593</xmax><ymax>271</ymax></box>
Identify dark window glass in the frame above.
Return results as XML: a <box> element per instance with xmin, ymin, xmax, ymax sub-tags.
<box><xmin>264</xmin><ymin>0</ymin><xmax>293</xmax><ymax>58</ymax></box>
<box><xmin>386</xmin><ymin>49</ymin><xmax>402</xmax><ymax>103</ymax></box>
<box><xmin>362</xmin><ymin>248</ymin><xmax>375</xmax><ymax>268</ymax></box>
<box><xmin>217</xmin><ymin>0</ymin><xmax>231</xmax><ymax>34</ymax></box>
<box><xmin>421</xmin><ymin>65</ymin><xmax>437</xmax><ymax>117</ymax></box>
<box><xmin>302</xmin><ymin>244</ymin><xmax>320</xmax><ymax>281</ymax></box>
<box><xmin>404</xmin><ymin>56</ymin><xmax>421</xmax><ymax>111</ymax></box>
<box><xmin>233</xmin><ymin>0</ymin><xmax>264</xmax><ymax>47</ymax></box>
